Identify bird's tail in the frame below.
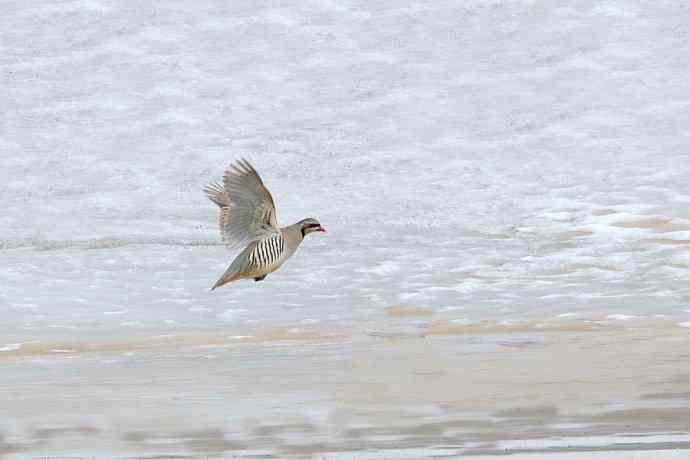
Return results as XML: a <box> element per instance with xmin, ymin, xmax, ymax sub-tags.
<box><xmin>203</xmin><ymin>182</ymin><xmax>229</xmax><ymax>208</ymax></box>
<box><xmin>211</xmin><ymin>265</ymin><xmax>240</xmax><ymax>290</ymax></box>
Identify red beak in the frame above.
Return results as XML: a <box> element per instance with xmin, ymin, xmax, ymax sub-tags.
<box><xmin>317</xmin><ymin>226</ymin><xmax>326</xmax><ymax>233</ymax></box>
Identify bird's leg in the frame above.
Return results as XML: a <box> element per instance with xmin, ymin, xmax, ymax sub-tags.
<box><xmin>253</xmin><ymin>275</ymin><xmax>267</xmax><ymax>282</ymax></box>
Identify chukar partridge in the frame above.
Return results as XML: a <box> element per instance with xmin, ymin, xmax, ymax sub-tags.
<box><xmin>204</xmin><ymin>159</ymin><xmax>325</xmax><ymax>290</ymax></box>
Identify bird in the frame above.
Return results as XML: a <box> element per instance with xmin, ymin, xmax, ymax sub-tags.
<box><xmin>204</xmin><ymin>159</ymin><xmax>325</xmax><ymax>290</ymax></box>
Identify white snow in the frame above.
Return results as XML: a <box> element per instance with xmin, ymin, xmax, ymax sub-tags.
<box><xmin>2</xmin><ymin>0</ymin><xmax>690</xmax><ymax>338</ymax></box>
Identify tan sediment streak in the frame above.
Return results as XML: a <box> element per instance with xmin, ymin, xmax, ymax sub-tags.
<box><xmin>612</xmin><ymin>217</ymin><xmax>690</xmax><ymax>232</ymax></box>
<box><xmin>424</xmin><ymin>319</ymin><xmax>601</xmax><ymax>335</ymax></box>
<box><xmin>0</xmin><ymin>328</ymin><xmax>350</xmax><ymax>360</ymax></box>
<box><xmin>385</xmin><ymin>306</ymin><xmax>434</xmax><ymax>317</ymax></box>
<box><xmin>654</xmin><ymin>238</ymin><xmax>690</xmax><ymax>245</ymax></box>
<box><xmin>424</xmin><ymin>318</ymin><xmax>682</xmax><ymax>336</ymax></box>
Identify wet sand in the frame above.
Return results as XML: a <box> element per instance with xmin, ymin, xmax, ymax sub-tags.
<box><xmin>2</xmin><ymin>322</ymin><xmax>690</xmax><ymax>458</ymax></box>
<box><xmin>475</xmin><ymin>453</ymin><xmax>690</xmax><ymax>460</ymax></box>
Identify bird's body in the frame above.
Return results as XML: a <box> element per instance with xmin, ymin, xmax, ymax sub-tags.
<box><xmin>204</xmin><ymin>159</ymin><xmax>325</xmax><ymax>290</ymax></box>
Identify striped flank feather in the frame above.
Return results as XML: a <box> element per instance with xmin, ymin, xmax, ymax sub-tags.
<box><xmin>248</xmin><ymin>234</ymin><xmax>285</xmax><ymax>271</ymax></box>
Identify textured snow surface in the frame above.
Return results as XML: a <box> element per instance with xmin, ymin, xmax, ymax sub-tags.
<box><xmin>2</xmin><ymin>0</ymin><xmax>690</xmax><ymax>336</ymax></box>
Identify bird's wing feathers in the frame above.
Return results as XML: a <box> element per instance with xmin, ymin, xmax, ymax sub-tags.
<box><xmin>203</xmin><ymin>182</ymin><xmax>228</xmax><ymax>208</ymax></box>
<box><xmin>208</xmin><ymin>159</ymin><xmax>279</xmax><ymax>248</ymax></box>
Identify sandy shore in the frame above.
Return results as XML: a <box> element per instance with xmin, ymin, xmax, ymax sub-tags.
<box><xmin>474</xmin><ymin>452</ymin><xmax>690</xmax><ymax>460</ymax></box>
<box><xmin>3</xmin><ymin>324</ymin><xmax>690</xmax><ymax>458</ymax></box>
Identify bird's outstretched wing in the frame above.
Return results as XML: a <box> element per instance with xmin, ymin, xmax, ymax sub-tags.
<box><xmin>204</xmin><ymin>159</ymin><xmax>279</xmax><ymax>248</ymax></box>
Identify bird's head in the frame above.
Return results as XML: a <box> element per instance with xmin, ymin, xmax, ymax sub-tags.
<box><xmin>299</xmin><ymin>218</ymin><xmax>326</xmax><ymax>237</ymax></box>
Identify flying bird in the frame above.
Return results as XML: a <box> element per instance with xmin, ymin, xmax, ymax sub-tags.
<box><xmin>204</xmin><ymin>159</ymin><xmax>325</xmax><ymax>290</ymax></box>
